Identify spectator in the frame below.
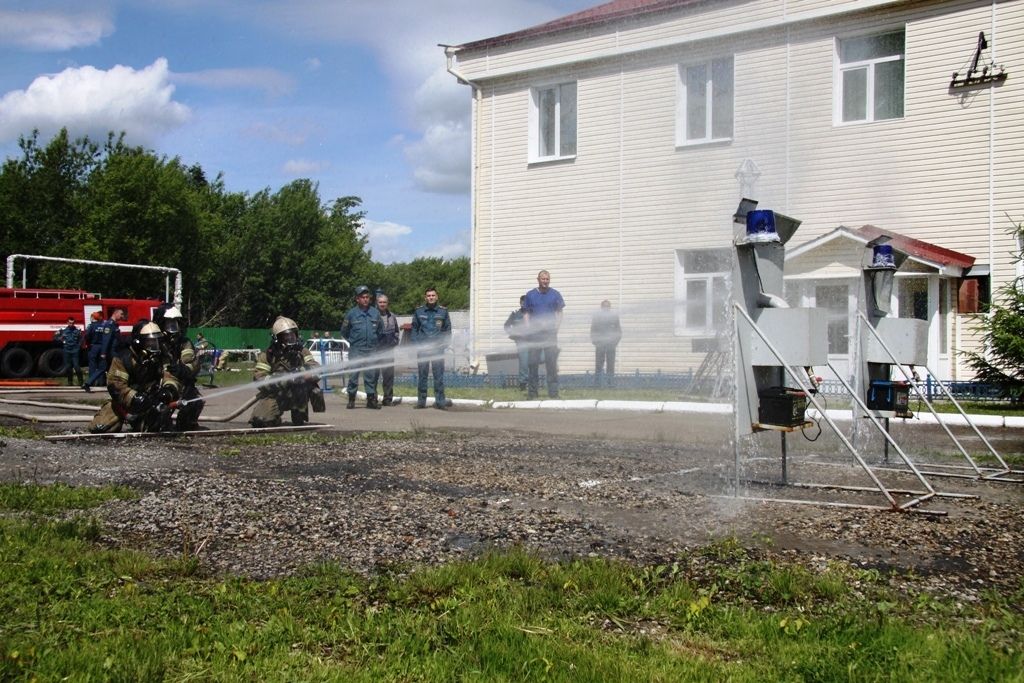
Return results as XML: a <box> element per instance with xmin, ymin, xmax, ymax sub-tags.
<box><xmin>53</xmin><ymin>316</ymin><xmax>84</xmax><ymax>386</ymax></box>
<box><xmin>523</xmin><ymin>270</ymin><xmax>565</xmax><ymax>400</ymax></box>
<box><xmin>341</xmin><ymin>285</ymin><xmax>384</xmax><ymax>409</ymax></box>
<box><xmin>590</xmin><ymin>300</ymin><xmax>622</xmax><ymax>388</ymax></box>
<box><xmin>83</xmin><ymin>311</ymin><xmax>103</xmax><ymax>389</ymax></box>
<box><xmin>82</xmin><ymin>308</ymin><xmax>123</xmax><ymax>390</ymax></box>
<box><xmin>411</xmin><ymin>287</ymin><xmax>452</xmax><ymax>410</ymax></box>
<box><xmin>377</xmin><ymin>293</ymin><xmax>401</xmax><ymax>406</ymax></box>
<box><xmin>503</xmin><ymin>295</ymin><xmax>531</xmax><ymax>391</ymax></box>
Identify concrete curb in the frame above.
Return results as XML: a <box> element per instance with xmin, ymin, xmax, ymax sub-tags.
<box><xmin>484</xmin><ymin>397</ymin><xmax>1023</xmax><ymax>428</ymax></box>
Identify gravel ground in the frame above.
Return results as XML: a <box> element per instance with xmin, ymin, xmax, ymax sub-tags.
<box><xmin>2</xmin><ymin>414</ymin><xmax>1023</xmax><ymax>604</ymax></box>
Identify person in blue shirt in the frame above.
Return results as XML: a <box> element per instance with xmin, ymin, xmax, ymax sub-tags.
<box><xmin>53</xmin><ymin>316</ymin><xmax>84</xmax><ymax>386</ymax></box>
<box><xmin>341</xmin><ymin>285</ymin><xmax>384</xmax><ymax>409</ymax></box>
<box><xmin>411</xmin><ymin>287</ymin><xmax>452</xmax><ymax>409</ymax></box>
<box><xmin>82</xmin><ymin>309</ymin><xmax>123</xmax><ymax>391</ymax></box>
<box><xmin>523</xmin><ymin>270</ymin><xmax>565</xmax><ymax>400</ymax></box>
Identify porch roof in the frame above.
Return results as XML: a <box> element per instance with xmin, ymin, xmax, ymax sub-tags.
<box><xmin>786</xmin><ymin>225</ymin><xmax>975</xmax><ymax>277</ymax></box>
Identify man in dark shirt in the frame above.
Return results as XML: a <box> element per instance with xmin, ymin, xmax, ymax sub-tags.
<box><xmin>523</xmin><ymin>270</ymin><xmax>565</xmax><ymax>400</ymax></box>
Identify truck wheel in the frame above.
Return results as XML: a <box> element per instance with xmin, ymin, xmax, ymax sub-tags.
<box><xmin>0</xmin><ymin>347</ymin><xmax>33</xmax><ymax>379</ymax></box>
<box><xmin>37</xmin><ymin>348</ymin><xmax>67</xmax><ymax>377</ymax></box>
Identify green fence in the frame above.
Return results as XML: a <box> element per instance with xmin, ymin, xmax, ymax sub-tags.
<box><xmin>190</xmin><ymin>327</ymin><xmax>330</xmax><ymax>350</ymax></box>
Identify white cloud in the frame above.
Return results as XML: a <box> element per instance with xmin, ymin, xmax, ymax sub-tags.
<box><xmin>244</xmin><ymin>121</ymin><xmax>312</xmax><ymax>147</ymax></box>
<box><xmin>360</xmin><ymin>219</ymin><xmax>415</xmax><ymax>264</ymax></box>
<box><xmin>171</xmin><ymin>67</ymin><xmax>296</xmax><ymax>98</ymax></box>
<box><xmin>224</xmin><ymin>0</ymin><xmax>579</xmax><ymax>195</ymax></box>
<box><xmin>304</xmin><ymin>57</ymin><xmax>322</xmax><ymax>71</ymax></box>
<box><xmin>282</xmin><ymin>158</ymin><xmax>330</xmax><ymax>175</ymax></box>
<box><xmin>0</xmin><ymin>58</ymin><xmax>191</xmax><ymax>145</ymax></box>
<box><xmin>0</xmin><ymin>8</ymin><xmax>114</xmax><ymax>51</ymax></box>
<box><xmin>418</xmin><ymin>229</ymin><xmax>470</xmax><ymax>260</ymax></box>
<box><xmin>405</xmin><ymin>119</ymin><xmax>470</xmax><ymax>194</ymax></box>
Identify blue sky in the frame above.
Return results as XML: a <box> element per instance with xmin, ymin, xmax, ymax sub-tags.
<box><xmin>0</xmin><ymin>0</ymin><xmax>595</xmax><ymax>263</ymax></box>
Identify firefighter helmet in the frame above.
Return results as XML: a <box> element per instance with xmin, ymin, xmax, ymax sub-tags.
<box><xmin>159</xmin><ymin>306</ymin><xmax>185</xmax><ymax>342</ymax></box>
<box><xmin>271</xmin><ymin>316</ymin><xmax>301</xmax><ymax>350</ymax></box>
<box><xmin>133</xmin><ymin>321</ymin><xmax>164</xmax><ymax>362</ymax></box>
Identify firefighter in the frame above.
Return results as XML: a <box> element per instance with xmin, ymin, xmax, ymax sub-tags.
<box><xmin>249</xmin><ymin>316</ymin><xmax>325</xmax><ymax>428</ymax></box>
<box><xmin>153</xmin><ymin>305</ymin><xmax>204</xmax><ymax>431</ymax></box>
<box><xmin>88</xmin><ymin>321</ymin><xmax>178</xmax><ymax>433</ymax></box>
<box><xmin>53</xmin><ymin>316</ymin><xmax>84</xmax><ymax>386</ymax></box>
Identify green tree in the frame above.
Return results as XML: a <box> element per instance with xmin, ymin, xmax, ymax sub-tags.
<box><xmin>0</xmin><ymin>129</ymin><xmax>102</xmax><ymax>265</ymax></box>
<box><xmin>963</xmin><ymin>219</ymin><xmax>1024</xmax><ymax>401</ymax></box>
<box><xmin>375</xmin><ymin>256</ymin><xmax>470</xmax><ymax>314</ymax></box>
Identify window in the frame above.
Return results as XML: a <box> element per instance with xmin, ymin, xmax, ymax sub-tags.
<box><xmin>675</xmin><ymin>248</ymin><xmax>732</xmax><ymax>334</ymax></box>
<box><xmin>815</xmin><ymin>284</ymin><xmax>850</xmax><ymax>354</ymax></box>
<box><xmin>678</xmin><ymin>56</ymin><xmax>733</xmax><ymax>144</ymax></box>
<box><xmin>529</xmin><ymin>82</ymin><xmax>576</xmax><ymax>162</ymax></box>
<box><xmin>837</xmin><ymin>30</ymin><xmax>904</xmax><ymax>123</ymax></box>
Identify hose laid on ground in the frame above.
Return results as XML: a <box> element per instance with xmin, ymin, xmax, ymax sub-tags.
<box><xmin>0</xmin><ymin>395</ymin><xmax>259</xmax><ymax>424</ymax></box>
<box><xmin>0</xmin><ymin>397</ymin><xmax>97</xmax><ymax>411</ymax></box>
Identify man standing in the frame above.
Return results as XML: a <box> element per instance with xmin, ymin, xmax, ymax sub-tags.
<box><xmin>377</xmin><ymin>293</ymin><xmax>401</xmax><ymax>406</ymax></box>
<box><xmin>503</xmin><ymin>295</ymin><xmax>530</xmax><ymax>391</ymax></box>
<box><xmin>524</xmin><ymin>270</ymin><xmax>565</xmax><ymax>400</ymax></box>
<box><xmin>590</xmin><ymin>300</ymin><xmax>622</xmax><ymax>388</ymax></box>
<box><xmin>411</xmin><ymin>287</ymin><xmax>451</xmax><ymax>409</ymax></box>
<box><xmin>53</xmin><ymin>317</ymin><xmax>84</xmax><ymax>386</ymax></box>
<box><xmin>341</xmin><ymin>285</ymin><xmax>384</xmax><ymax>409</ymax></box>
<box><xmin>82</xmin><ymin>308</ymin><xmax>123</xmax><ymax>391</ymax></box>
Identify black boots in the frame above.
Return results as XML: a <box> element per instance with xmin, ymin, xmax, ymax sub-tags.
<box><xmin>347</xmin><ymin>394</ymin><xmax>356</xmax><ymax>409</ymax></box>
<box><xmin>366</xmin><ymin>396</ymin><xmax>381</xmax><ymax>410</ymax></box>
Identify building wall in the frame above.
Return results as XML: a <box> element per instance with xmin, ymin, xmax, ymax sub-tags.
<box><xmin>459</xmin><ymin>0</ymin><xmax>1023</xmax><ymax>377</ymax></box>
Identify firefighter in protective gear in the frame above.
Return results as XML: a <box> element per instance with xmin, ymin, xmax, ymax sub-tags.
<box><xmin>249</xmin><ymin>316</ymin><xmax>325</xmax><ymax>428</ymax></box>
<box><xmin>88</xmin><ymin>321</ymin><xmax>179</xmax><ymax>433</ymax></box>
<box><xmin>153</xmin><ymin>304</ymin><xmax>204</xmax><ymax>430</ymax></box>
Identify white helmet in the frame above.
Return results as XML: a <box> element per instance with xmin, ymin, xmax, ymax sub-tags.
<box><xmin>160</xmin><ymin>306</ymin><xmax>185</xmax><ymax>341</ymax></box>
<box><xmin>271</xmin><ymin>316</ymin><xmax>301</xmax><ymax>350</ymax></box>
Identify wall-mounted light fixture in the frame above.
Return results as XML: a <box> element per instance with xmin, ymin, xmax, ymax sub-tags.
<box><xmin>950</xmin><ymin>31</ymin><xmax>1008</xmax><ymax>88</ymax></box>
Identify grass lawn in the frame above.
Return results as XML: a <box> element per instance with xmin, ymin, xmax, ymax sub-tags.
<box><xmin>1</xmin><ymin>482</ymin><xmax>1021</xmax><ymax>682</ymax></box>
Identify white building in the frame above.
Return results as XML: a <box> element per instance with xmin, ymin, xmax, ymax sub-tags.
<box><xmin>446</xmin><ymin>0</ymin><xmax>1022</xmax><ymax>380</ymax></box>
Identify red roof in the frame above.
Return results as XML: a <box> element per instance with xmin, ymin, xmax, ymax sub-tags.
<box><xmin>854</xmin><ymin>226</ymin><xmax>975</xmax><ymax>270</ymax></box>
<box><xmin>455</xmin><ymin>0</ymin><xmax>706</xmax><ymax>52</ymax></box>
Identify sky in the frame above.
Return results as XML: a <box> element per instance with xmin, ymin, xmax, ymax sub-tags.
<box><xmin>0</xmin><ymin>0</ymin><xmax>596</xmax><ymax>263</ymax></box>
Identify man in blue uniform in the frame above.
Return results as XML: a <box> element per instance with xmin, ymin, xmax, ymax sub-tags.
<box><xmin>411</xmin><ymin>287</ymin><xmax>452</xmax><ymax>409</ymax></box>
<box><xmin>53</xmin><ymin>316</ymin><xmax>84</xmax><ymax>386</ymax></box>
<box><xmin>82</xmin><ymin>308</ymin><xmax>123</xmax><ymax>391</ymax></box>
<box><xmin>523</xmin><ymin>270</ymin><xmax>565</xmax><ymax>400</ymax></box>
<box><xmin>341</xmin><ymin>285</ymin><xmax>384</xmax><ymax>409</ymax></box>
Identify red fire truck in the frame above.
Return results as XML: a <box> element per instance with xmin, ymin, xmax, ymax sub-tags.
<box><xmin>0</xmin><ymin>288</ymin><xmax>163</xmax><ymax>379</ymax></box>
<box><xmin>1</xmin><ymin>254</ymin><xmax>181</xmax><ymax>379</ymax></box>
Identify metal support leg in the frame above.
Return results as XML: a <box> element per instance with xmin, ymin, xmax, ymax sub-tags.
<box><xmin>781</xmin><ymin>431</ymin><xmax>788</xmax><ymax>485</ymax></box>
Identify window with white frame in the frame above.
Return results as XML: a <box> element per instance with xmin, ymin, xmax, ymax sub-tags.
<box><xmin>529</xmin><ymin>82</ymin><xmax>577</xmax><ymax>162</ymax></box>
<box><xmin>675</xmin><ymin>248</ymin><xmax>732</xmax><ymax>334</ymax></box>
<box><xmin>677</xmin><ymin>56</ymin><xmax>734</xmax><ymax>144</ymax></box>
<box><xmin>837</xmin><ymin>30</ymin><xmax>905</xmax><ymax>123</ymax></box>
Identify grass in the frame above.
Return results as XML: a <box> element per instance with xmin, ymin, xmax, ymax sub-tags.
<box><xmin>1</xmin><ymin>483</ymin><xmax>1022</xmax><ymax>682</ymax></box>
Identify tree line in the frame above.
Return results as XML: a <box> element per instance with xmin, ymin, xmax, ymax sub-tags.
<box><xmin>0</xmin><ymin>129</ymin><xmax>469</xmax><ymax>329</ymax></box>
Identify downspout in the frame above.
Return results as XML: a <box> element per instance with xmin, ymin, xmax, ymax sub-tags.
<box><xmin>444</xmin><ymin>46</ymin><xmax>483</xmax><ymax>368</ymax></box>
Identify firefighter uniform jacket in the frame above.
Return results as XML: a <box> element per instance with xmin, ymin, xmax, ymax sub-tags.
<box><xmin>411</xmin><ymin>304</ymin><xmax>451</xmax><ymax>349</ymax></box>
<box><xmin>253</xmin><ymin>345</ymin><xmax>319</xmax><ymax>404</ymax></box>
<box><xmin>340</xmin><ymin>306</ymin><xmax>383</xmax><ymax>354</ymax></box>
<box><xmin>53</xmin><ymin>325</ymin><xmax>83</xmax><ymax>352</ymax></box>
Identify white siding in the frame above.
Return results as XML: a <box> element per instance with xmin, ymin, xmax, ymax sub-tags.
<box><xmin>463</xmin><ymin>0</ymin><xmax>1024</xmax><ymax>379</ymax></box>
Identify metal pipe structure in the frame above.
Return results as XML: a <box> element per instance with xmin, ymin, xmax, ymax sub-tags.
<box><xmin>825</xmin><ymin>360</ymin><xmax>935</xmax><ymax>495</ymax></box>
<box><xmin>735</xmin><ymin>304</ymin><xmax>940</xmax><ymax>513</ymax></box>
<box><xmin>858</xmin><ymin>312</ymin><xmax>1015</xmax><ymax>481</ymax></box>
<box><xmin>6</xmin><ymin>254</ymin><xmax>183</xmax><ymax>308</ymax></box>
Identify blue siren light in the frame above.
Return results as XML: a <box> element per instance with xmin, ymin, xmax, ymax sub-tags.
<box><xmin>871</xmin><ymin>244</ymin><xmax>896</xmax><ymax>269</ymax></box>
<box><xmin>744</xmin><ymin>210</ymin><xmax>780</xmax><ymax>243</ymax></box>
